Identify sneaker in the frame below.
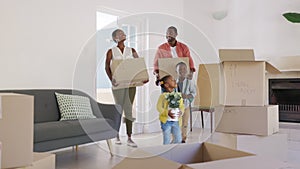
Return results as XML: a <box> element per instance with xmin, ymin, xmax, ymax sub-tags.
<box><xmin>127</xmin><ymin>140</ymin><xmax>138</xmax><ymax>148</ymax></box>
<box><xmin>115</xmin><ymin>138</ymin><xmax>122</xmax><ymax>145</ymax></box>
<box><xmin>181</xmin><ymin>140</ymin><xmax>186</xmax><ymax>143</ymax></box>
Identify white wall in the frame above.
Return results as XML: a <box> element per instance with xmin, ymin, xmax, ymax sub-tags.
<box><xmin>2</xmin><ymin>0</ymin><xmax>299</xmax><ymax>96</ymax></box>
<box><xmin>183</xmin><ymin>0</ymin><xmax>300</xmax><ymax>64</ymax></box>
<box><xmin>0</xmin><ymin>0</ymin><xmax>96</xmax><ymax>96</ymax></box>
<box><xmin>0</xmin><ymin>0</ymin><xmax>183</xmax><ymax>97</ymax></box>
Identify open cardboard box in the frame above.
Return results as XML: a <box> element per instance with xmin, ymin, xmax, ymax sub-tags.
<box><xmin>111</xmin><ymin>58</ymin><xmax>149</xmax><ymax>89</ymax></box>
<box><xmin>219</xmin><ymin>49</ymin><xmax>281</xmax><ymax>106</ymax></box>
<box><xmin>113</xmin><ymin>142</ymin><xmax>254</xmax><ymax>169</ymax></box>
<box><xmin>158</xmin><ymin>57</ymin><xmax>189</xmax><ymax>78</ymax></box>
<box><xmin>215</xmin><ymin>105</ymin><xmax>279</xmax><ymax>136</ymax></box>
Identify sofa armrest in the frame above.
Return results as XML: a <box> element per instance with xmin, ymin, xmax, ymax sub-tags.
<box><xmin>95</xmin><ymin>103</ymin><xmax>122</xmax><ymax>131</ymax></box>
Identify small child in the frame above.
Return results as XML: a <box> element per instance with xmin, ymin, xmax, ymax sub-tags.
<box><xmin>156</xmin><ymin>75</ymin><xmax>185</xmax><ymax>144</ymax></box>
<box><xmin>176</xmin><ymin>62</ymin><xmax>197</xmax><ymax>143</ymax></box>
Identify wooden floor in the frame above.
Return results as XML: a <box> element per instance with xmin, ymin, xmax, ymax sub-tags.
<box><xmin>53</xmin><ymin>123</ymin><xmax>300</xmax><ymax>169</ymax></box>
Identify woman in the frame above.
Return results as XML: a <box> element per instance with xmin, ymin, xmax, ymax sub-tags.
<box><xmin>105</xmin><ymin>29</ymin><xmax>147</xmax><ymax>147</ymax></box>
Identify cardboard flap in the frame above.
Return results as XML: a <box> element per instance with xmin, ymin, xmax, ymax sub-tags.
<box><xmin>269</xmin><ymin>55</ymin><xmax>300</xmax><ymax>71</ymax></box>
<box><xmin>219</xmin><ymin>49</ymin><xmax>255</xmax><ymax>62</ymax></box>
<box><xmin>266</xmin><ymin>62</ymin><xmax>281</xmax><ymax>74</ymax></box>
<box><xmin>203</xmin><ymin>142</ymin><xmax>254</xmax><ymax>162</ymax></box>
<box><xmin>194</xmin><ymin>64</ymin><xmax>222</xmax><ymax>107</ymax></box>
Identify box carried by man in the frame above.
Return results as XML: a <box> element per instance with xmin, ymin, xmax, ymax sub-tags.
<box><xmin>158</xmin><ymin>57</ymin><xmax>189</xmax><ymax>78</ymax></box>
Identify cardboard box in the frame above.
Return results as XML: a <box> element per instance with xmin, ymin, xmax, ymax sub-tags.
<box><xmin>0</xmin><ymin>141</ymin><xmax>2</xmax><ymax>168</ymax></box>
<box><xmin>219</xmin><ymin>49</ymin><xmax>280</xmax><ymax>106</ymax></box>
<box><xmin>215</xmin><ymin>105</ymin><xmax>279</xmax><ymax>136</ymax></box>
<box><xmin>111</xmin><ymin>58</ymin><xmax>149</xmax><ymax>89</ymax></box>
<box><xmin>0</xmin><ymin>98</ymin><xmax>2</xmax><ymax>119</ymax></box>
<box><xmin>194</xmin><ymin>64</ymin><xmax>224</xmax><ymax>107</ymax></box>
<box><xmin>113</xmin><ymin>142</ymin><xmax>253</xmax><ymax>169</ymax></box>
<box><xmin>0</xmin><ymin>93</ymin><xmax>34</xmax><ymax>169</ymax></box>
<box><xmin>158</xmin><ymin>57</ymin><xmax>189</xmax><ymax>79</ymax></box>
<box><xmin>15</xmin><ymin>153</ymin><xmax>55</xmax><ymax>169</ymax></box>
<box><xmin>208</xmin><ymin>132</ymin><xmax>287</xmax><ymax>160</ymax></box>
<box><xmin>237</xmin><ymin>133</ymin><xmax>288</xmax><ymax>161</ymax></box>
<box><xmin>188</xmin><ymin>155</ymin><xmax>296</xmax><ymax>169</ymax></box>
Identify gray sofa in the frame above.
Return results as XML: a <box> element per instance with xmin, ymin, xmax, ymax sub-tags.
<box><xmin>0</xmin><ymin>89</ymin><xmax>121</xmax><ymax>152</ymax></box>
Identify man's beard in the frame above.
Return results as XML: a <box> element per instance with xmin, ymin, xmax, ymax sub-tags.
<box><xmin>167</xmin><ymin>37</ymin><xmax>176</xmax><ymax>43</ymax></box>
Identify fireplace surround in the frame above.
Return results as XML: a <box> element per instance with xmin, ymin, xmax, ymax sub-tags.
<box><xmin>269</xmin><ymin>78</ymin><xmax>300</xmax><ymax>122</ymax></box>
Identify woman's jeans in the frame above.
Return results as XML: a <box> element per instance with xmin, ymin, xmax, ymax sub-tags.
<box><xmin>161</xmin><ymin>121</ymin><xmax>182</xmax><ymax>144</ymax></box>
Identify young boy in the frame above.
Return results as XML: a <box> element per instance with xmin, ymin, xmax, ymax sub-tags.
<box><xmin>175</xmin><ymin>62</ymin><xmax>197</xmax><ymax>143</ymax></box>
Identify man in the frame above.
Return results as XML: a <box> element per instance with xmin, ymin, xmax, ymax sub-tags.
<box><xmin>153</xmin><ymin>26</ymin><xmax>196</xmax><ymax>81</ymax></box>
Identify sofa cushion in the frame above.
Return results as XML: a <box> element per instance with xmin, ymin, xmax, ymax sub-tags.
<box><xmin>55</xmin><ymin>92</ymin><xmax>96</xmax><ymax>121</ymax></box>
<box><xmin>34</xmin><ymin>118</ymin><xmax>114</xmax><ymax>143</ymax></box>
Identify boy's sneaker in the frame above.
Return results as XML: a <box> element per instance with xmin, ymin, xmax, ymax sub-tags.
<box><xmin>127</xmin><ymin>139</ymin><xmax>137</xmax><ymax>148</ymax></box>
<box><xmin>115</xmin><ymin>138</ymin><xmax>122</xmax><ymax>145</ymax></box>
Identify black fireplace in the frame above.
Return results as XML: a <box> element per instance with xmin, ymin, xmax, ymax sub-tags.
<box><xmin>269</xmin><ymin>78</ymin><xmax>300</xmax><ymax>123</ymax></box>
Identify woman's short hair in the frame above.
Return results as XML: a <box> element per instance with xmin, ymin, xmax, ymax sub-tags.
<box><xmin>112</xmin><ymin>29</ymin><xmax>122</xmax><ymax>43</ymax></box>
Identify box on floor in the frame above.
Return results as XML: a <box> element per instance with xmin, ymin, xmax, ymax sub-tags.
<box><xmin>208</xmin><ymin>132</ymin><xmax>288</xmax><ymax>161</ymax></box>
<box><xmin>111</xmin><ymin>58</ymin><xmax>149</xmax><ymax>89</ymax></box>
<box><xmin>0</xmin><ymin>142</ymin><xmax>2</xmax><ymax>168</ymax></box>
<box><xmin>214</xmin><ymin>105</ymin><xmax>279</xmax><ymax>136</ymax></box>
<box><xmin>114</xmin><ymin>141</ymin><xmax>298</xmax><ymax>169</ymax></box>
<box><xmin>0</xmin><ymin>93</ymin><xmax>34</xmax><ymax>169</ymax></box>
<box><xmin>113</xmin><ymin>142</ymin><xmax>254</xmax><ymax>169</ymax></box>
<box><xmin>0</xmin><ymin>106</ymin><xmax>1</xmax><ymax>167</ymax></box>
<box><xmin>219</xmin><ymin>49</ymin><xmax>280</xmax><ymax>106</ymax></box>
<box><xmin>236</xmin><ymin>133</ymin><xmax>288</xmax><ymax>161</ymax></box>
<box><xmin>15</xmin><ymin>153</ymin><xmax>55</xmax><ymax>169</ymax></box>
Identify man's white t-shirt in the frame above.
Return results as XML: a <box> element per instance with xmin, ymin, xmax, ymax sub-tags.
<box><xmin>171</xmin><ymin>46</ymin><xmax>178</xmax><ymax>58</ymax></box>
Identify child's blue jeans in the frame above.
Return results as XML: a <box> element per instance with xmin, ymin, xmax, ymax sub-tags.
<box><xmin>161</xmin><ymin>121</ymin><xmax>182</xmax><ymax>144</ymax></box>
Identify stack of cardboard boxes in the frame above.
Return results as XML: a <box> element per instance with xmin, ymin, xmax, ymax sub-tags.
<box><xmin>0</xmin><ymin>93</ymin><xmax>55</xmax><ymax>169</ymax></box>
<box><xmin>195</xmin><ymin>49</ymin><xmax>281</xmax><ymax>136</ymax></box>
<box><xmin>112</xmin><ymin>49</ymin><xmax>292</xmax><ymax>169</ymax></box>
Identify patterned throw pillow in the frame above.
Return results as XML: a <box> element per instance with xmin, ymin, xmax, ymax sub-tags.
<box><xmin>55</xmin><ymin>92</ymin><xmax>96</xmax><ymax>121</ymax></box>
